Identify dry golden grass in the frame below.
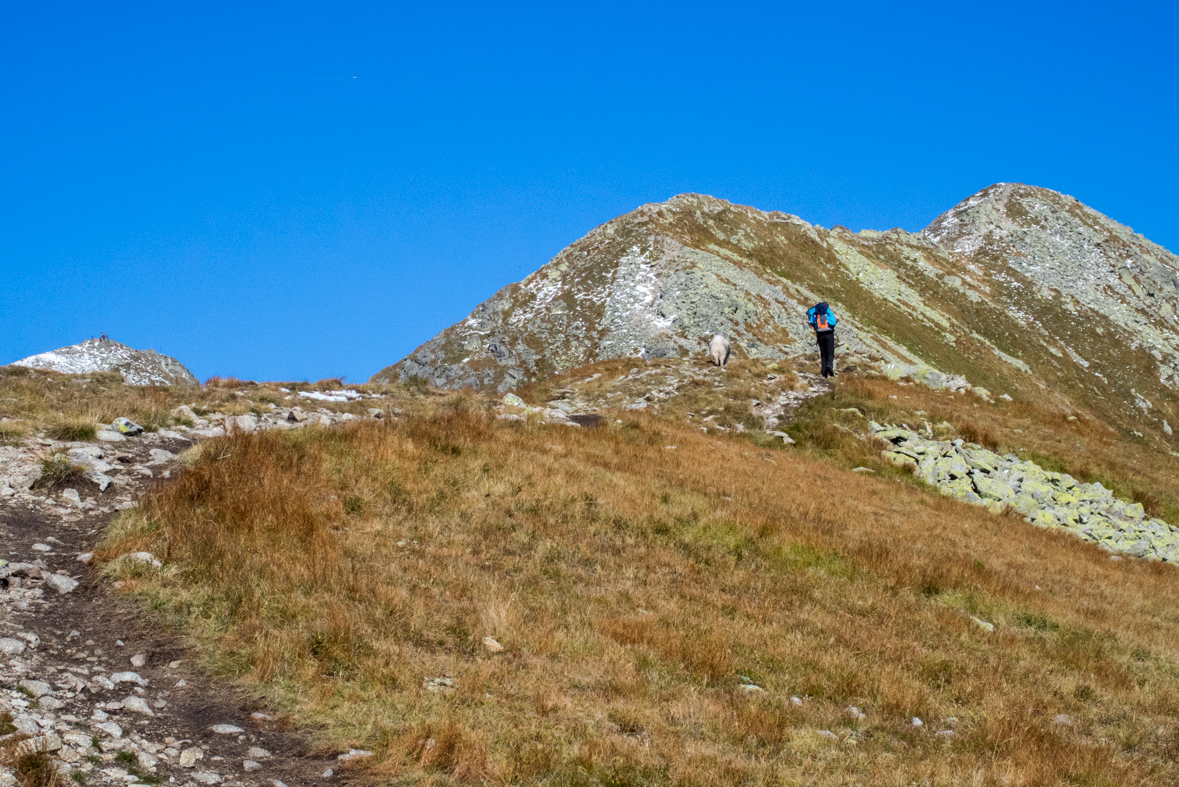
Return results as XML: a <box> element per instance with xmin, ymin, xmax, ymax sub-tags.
<box><xmin>100</xmin><ymin>383</ymin><xmax>1179</xmax><ymax>785</ymax></box>
<box><xmin>0</xmin><ymin>729</ymin><xmax>62</xmax><ymax>787</ymax></box>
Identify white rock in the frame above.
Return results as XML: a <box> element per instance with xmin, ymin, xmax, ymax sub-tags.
<box><xmin>337</xmin><ymin>749</ymin><xmax>373</xmax><ymax>762</ymax></box>
<box><xmin>30</xmin><ymin>733</ymin><xmax>62</xmax><ymax>752</ymax></box>
<box><xmin>247</xmin><ymin>747</ymin><xmax>272</xmax><ymax>759</ymax></box>
<box><xmin>96</xmin><ymin>721</ymin><xmax>124</xmax><ymax>738</ymax></box>
<box><xmin>90</xmin><ymin>675</ymin><xmax>116</xmax><ymax>691</ymax></box>
<box><xmin>63</xmin><ymin>732</ymin><xmax>92</xmax><ymax>748</ymax></box>
<box><xmin>482</xmin><ymin>636</ymin><xmax>504</xmax><ymax>653</ymax></box>
<box><xmin>40</xmin><ymin>697</ymin><xmax>64</xmax><ymax>710</ymax></box>
<box><xmin>191</xmin><ymin>771</ymin><xmax>224</xmax><ymax>784</ymax></box>
<box><xmin>121</xmin><ymin>696</ymin><xmax>155</xmax><ymax>716</ymax></box>
<box><xmin>111</xmin><ymin>671</ymin><xmax>147</xmax><ymax>686</ymax></box>
<box><xmin>115</xmin><ymin>551</ymin><xmax>162</xmax><ymax>568</ymax></box>
<box><xmin>96</xmin><ymin>430</ymin><xmax>127</xmax><ymax>443</ymax></box>
<box><xmin>179</xmin><ymin>747</ymin><xmax>204</xmax><ymax>767</ymax></box>
<box><xmin>32</xmin><ymin>542</ymin><xmax>53</xmax><ymax>552</ymax></box>
<box><xmin>62</xmin><ymin>488</ymin><xmax>83</xmax><ymax>506</ymax></box>
<box><xmin>44</xmin><ymin>574</ymin><xmax>80</xmax><ymax>594</ymax></box>
<box><xmin>18</xmin><ymin>679</ymin><xmax>51</xmax><ymax>697</ymax></box>
<box><xmin>130</xmin><ymin>654</ymin><xmax>147</xmax><ymax>668</ymax></box>
<box><xmin>18</xmin><ymin>632</ymin><xmax>40</xmax><ymax>648</ymax></box>
<box><xmin>77</xmin><ymin>552</ymin><xmax>94</xmax><ymax>563</ymax></box>
<box><xmin>209</xmin><ymin>724</ymin><xmax>244</xmax><ymax>734</ymax></box>
<box><xmin>147</xmin><ymin>449</ymin><xmax>176</xmax><ymax>465</ymax></box>
<box><xmin>912</xmin><ymin>717</ymin><xmax>924</xmax><ymax>727</ymax></box>
<box><xmin>0</xmin><ymin>638</ymin><xmax>27</xmax><ymax>655</ymax></box>
<box><xmin>244</xmin><ymin>760</ymin><xmax>263</xmax><ymax>771</ymax></box>
<box><xmin>12</xmin><ymin>715</ymin><xmax>40</xmax><ymax>736</ymax></box>
<box><xmin>225</xmin><ymin>415</ymin><xmax>258</xmax><ymax>434</ymax></box>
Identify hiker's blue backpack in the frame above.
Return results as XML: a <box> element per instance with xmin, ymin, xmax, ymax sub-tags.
<box><xmin>809</xmin><ymin>303</ymin><xmax>838</xmax><ymax>332</ymax></box>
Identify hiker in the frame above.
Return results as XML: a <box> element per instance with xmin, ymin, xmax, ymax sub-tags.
<box><xmin>709</xmin><ymin>334</ymin><xmax>731</xmax><ymax>368</ymax></box>
<box><xmin>806</xmin><ymin>303</ymin><xmax>838</xmax><ymax>378</ymax></box>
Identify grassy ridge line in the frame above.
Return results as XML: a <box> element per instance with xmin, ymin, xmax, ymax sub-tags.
<box><xmin>100</xmin><ymin>396</ymin><xmax>1179</xmax><ymax>785</ymax></box>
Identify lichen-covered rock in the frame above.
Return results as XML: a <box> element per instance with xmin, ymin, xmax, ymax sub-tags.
<box><xmin>876</xmin><ymin>425</ymin><xmax>1178</xmax><ymax>562</ymax></box>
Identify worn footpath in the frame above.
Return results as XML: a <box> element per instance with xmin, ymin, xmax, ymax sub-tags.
<box><xmin>0</xmin><ymin>404</ymin><xmax>386</xmax><ymax>786</ymax></box>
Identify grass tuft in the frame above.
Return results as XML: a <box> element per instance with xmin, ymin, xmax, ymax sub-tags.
<box><xmin>44</xmin><ymin>420</ymin><xmax>97</xmax><ymax>442</ymax></box>
<box><xmin>35</xmin><ymin>455</ymin><xmax>84</xmax><ymax>489</ymax></box>
<box><xmin>0</xmin><ymin>735</ymin><xmax>63</xmax><ymax>787</ymax></box>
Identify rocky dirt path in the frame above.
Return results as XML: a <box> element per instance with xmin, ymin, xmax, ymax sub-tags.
<box><xmin>1</xmin><ymin>432</ymin><xmax>359</xmax><ymax>787</ymax></box>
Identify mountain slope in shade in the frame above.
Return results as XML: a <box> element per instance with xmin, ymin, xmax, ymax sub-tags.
<box><xmin>373</xmin><ymin>184</ymin><xmax>1179</xmax><ymax>440</ymax></box>
<box><xmin>9</xmin><ymin>338</ymin><xmax>198</xmax><ymax>386</ymax></box>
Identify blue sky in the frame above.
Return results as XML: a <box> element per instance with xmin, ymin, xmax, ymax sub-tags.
<box><xmin>3</xmin><ymin>1</ymin><xmax>1176</xmax><ymax>382</ymax></box>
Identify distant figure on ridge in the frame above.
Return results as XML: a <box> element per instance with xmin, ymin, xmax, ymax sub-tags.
<box><xmin>806</xmin><ymin>302</ymin><xmax>838</xmax><ymax>378</ymax></box>
<box><xmin>709</xmin><ymin>334</ymin><xmax>731</xmax><ymax>368</ymax></box>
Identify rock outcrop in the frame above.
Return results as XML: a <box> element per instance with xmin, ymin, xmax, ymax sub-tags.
<box><xmin>8</xmin><ymin>338</ymin><xmax>198</xmax><ymax>386</ymax></box>
<box><xmin>373</xmin><ymin>184</ymin><xmax>1179</xmax><ymax>439</ymax></box>
<box><xmin>874</xmin><ymin>423</ymin><xmax>1179</xmax><ymax>562</ymax></box>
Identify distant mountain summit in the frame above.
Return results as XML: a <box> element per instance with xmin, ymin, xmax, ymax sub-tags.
<box><xmin>374</xmin><ymin>184</ymin><xmax>1179</xmax><ymax>437</ymax></box>
<box><xmin>9</xmin><ymin>338</ymin><xmax>198</xmax><ymax>386</ymax></box>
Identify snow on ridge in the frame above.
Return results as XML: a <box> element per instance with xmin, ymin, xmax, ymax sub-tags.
<box><xmin>9</xmin><ymin>338</ymin><xmax>196</xmax><ymax>386</ymax></box>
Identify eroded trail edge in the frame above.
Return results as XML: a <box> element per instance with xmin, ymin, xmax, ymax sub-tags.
<box><xmin>1</xmin><ymin>431</ymin><xmax>356</xmax><ymax>787</ymax></box>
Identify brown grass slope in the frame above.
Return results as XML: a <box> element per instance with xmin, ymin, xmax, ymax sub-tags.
<box><xmin>101</xmin><ymin>368</ymin><xmax>1179</xmax><ymax>786</ymax></box>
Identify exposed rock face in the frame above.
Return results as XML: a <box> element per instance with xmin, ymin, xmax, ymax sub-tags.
<box><xmin>374</xmin><ymin>185</ymin><xmax>1179</xmax><ymax>438</ymax></box>
<box><xmin>8</xmin><ymin>338</ymin><xmax>198</xmax><ymax>386</ymax></box>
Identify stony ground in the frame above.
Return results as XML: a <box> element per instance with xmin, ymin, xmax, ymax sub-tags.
<box><xmin>0</xmin><ymin>412</ymin><xmax>378</xmax><ymax>786</ymax></box>
<box><xmin>498</xmin><ymin>360</ymin><xmax>834</xmax><ymax>440</ymax></box>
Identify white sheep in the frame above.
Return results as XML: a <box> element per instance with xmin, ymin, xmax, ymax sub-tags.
<box><xmin>709</xmin><ymin>334</ymin><xmax>731</xmax><ymax>368</ymax></box>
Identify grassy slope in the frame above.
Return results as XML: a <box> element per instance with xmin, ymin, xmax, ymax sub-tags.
<box><xmin>99</xmin><ymin>363</ymin><xmax>1179</xmax><ymax>786</ymax></box>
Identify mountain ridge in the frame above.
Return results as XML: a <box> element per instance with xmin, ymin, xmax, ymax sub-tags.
<box><xmin>373</xmin><ymin>183</ymin><xmax>1179</xmax><ymax>444</ymax></box>
<box><xmin>10</xmin><ymin>338</ymin><xmax>198</xmax><ymax>386</ymax></box>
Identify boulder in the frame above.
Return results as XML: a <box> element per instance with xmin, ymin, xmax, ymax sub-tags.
<box><xmin>112</xmin><ymin>417</ymin><xmax>144</xmax><ymax>435</ymax></box>
<box><xmin>44</xmin><ymin>574</ymin><xmax>80</xmax><ymax>594</ymax></box>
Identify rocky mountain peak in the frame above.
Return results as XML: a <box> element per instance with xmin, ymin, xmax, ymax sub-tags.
<box><xmin>8</xmin><ymin>338</ymin><xmax>198</xmax><ymax>386</ymax></box>
<box><xmin>374</xmin><ymin>184</ymin><xmax>1179</xmax><ymax>440</ymax></box>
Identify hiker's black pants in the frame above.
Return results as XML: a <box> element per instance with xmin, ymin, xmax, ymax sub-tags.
<box><xmin>816</xmin><ymin>331</ymin><xmax>835</xmax><ymax>377</ymax></box>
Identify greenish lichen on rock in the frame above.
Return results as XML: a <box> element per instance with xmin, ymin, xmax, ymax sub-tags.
<box><xmin>873</xmin><ymin>423</ymin><xmax>1179</xmax><ymax>562</ymax></box>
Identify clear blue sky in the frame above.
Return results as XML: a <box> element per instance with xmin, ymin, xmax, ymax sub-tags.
<box><xmin>3</xmin><ymin>2</ymin><xmax>1176</xmax><ymax>382</ymax></box>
